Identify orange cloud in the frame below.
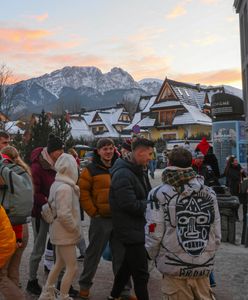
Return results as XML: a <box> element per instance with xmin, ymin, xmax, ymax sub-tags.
<box><xmin>0</xmin><ymin>26</ymin><xmax>84</xmax><ymax>55</ymax></box>
<box><xmin>173</xmin><ymin>68</ymin><xmax>242</xmax><ymax>87</ymax></box>
<box><xmin>166</xmin><ymin>4</ymin><xmax>187</xmax><ymax>19</ymax></box>
<box><xmin>0</xmin><ymin>28</ymin><xmax>51</xmax><ymax>42</ymax></box>
<box><xmin>30</xmin><ymin>13</ymin><xmax>49</xmax><ymax>22</ymax></box>
<box><xmin>122</xmin><ymin>55</ymin><xmax>171</xmax><ymax>80</ymax></box>
<box><xmin>128</xmin><ymin>28</ymin><xmax>166</xmax><ymax>43</ymax></box>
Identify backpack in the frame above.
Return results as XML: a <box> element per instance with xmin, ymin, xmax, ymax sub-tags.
<box><xmin>0</xmin><ymin>160</ymin><xmax>33</xmax><ymax>225</ymax></box>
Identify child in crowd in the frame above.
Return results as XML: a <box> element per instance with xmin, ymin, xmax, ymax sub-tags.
<box><xmin>39</xmin><ymin>153</ymin><xmax>81</xmax><ymax>300</ymax></box>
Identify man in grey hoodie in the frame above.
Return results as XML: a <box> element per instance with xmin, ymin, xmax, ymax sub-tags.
<box><xmin>145</xmin><ymin>147</ymin><xmax>221</xmax><ymax>300</ymax></box>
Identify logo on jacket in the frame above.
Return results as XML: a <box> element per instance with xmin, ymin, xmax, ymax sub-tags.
<box><xmin>176</xmin><ymin>190</ymin><xmax>214</xmax><ymax>256</ymax></box>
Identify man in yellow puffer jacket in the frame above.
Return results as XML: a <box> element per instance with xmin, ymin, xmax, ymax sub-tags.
<box><xmin>78</xmin><ymin>138</ymin><xmax>119</xmax><ymax>299</ymax></box>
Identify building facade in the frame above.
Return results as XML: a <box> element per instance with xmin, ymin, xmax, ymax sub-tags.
<box><xmin>234</xmin><ymin>0</ymin><xmax>248</xmax><ymax>128</ymax></box>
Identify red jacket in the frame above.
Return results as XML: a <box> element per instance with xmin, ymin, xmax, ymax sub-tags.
<box><xmin>31</xmin><ymin>147</ymin><xmax>56</xmax><ymax>218</ymax></box>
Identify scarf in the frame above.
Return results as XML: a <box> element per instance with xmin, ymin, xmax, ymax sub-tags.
<box><xmin>162</xmin><ymin>166</ymin><xmax>196</xmax><ymax>192</ymax></box>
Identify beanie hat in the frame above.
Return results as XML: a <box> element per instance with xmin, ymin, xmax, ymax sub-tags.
<box><xmin>47</xmin><ymin>133</ymin><xmax>63</xmax><ymax>154</ymax></box>
<box><xmin>121</xmin><ymin>139</ymin><xmax>132</xmax><ymax>152</ymax></box>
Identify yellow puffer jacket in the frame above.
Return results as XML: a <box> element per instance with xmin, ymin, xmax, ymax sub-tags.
<box><xmin>79</xmin><ymin>152</ymin><xmax>117</xmax><ymax>218</ymax></box>
<box><xmin>0</xmin><ymin>205</ymin><xmax>16</xmax><ymax>268</ymax></box>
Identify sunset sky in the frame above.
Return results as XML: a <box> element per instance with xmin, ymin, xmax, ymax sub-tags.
<box><xmin>0</xmin><ymin>0</ymin><xmax>242</xmax><ymax>88</ymax></box>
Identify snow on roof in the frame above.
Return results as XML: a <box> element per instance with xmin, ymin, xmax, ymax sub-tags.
<box><xmin>173</xmin><ymin>103</ymin><xmax>212</xmax><ymax>126</ymax></box>
<box><xmin>5</xmin><ymin>122</ymin><xmax>24</xmax><ymax>134</ymax></box>
<box><xmin>83</xmin><ymin>111</ymin><xmax>96</xmax><ymax>125</ymax></box>
<box><xmin>70</xmin><ymin>118</ymin><xmax>93</xmax><ymax>140</ymax></box>
<box><xmin>151</xmin><ymin>101</ymin><xmax>182</xmax><ymax>109</ymax></box>
<box><xmin>124</xmin><ymin>112</ymin><xmax>141</xmax><ymax>130</ymax></box>
<box><xmin>137</xmin><ymin>117</ymin><xmax>156</xmax><ymax>128</ymax></box>
<box><xmin>142</xmin><ymin>96</ymin><xmax>157</xmax><ymax>113</ymax></box>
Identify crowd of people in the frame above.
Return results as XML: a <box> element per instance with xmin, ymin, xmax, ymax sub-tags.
<box><xmin>0</xmin><ymin>132</ymin><xmax>247</xmax><ymax>300</ymax></box>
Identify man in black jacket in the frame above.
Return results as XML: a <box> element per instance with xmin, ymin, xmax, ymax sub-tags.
<box><xmin>108</xmin><ymin>138</ymin><xmax>154</xmax><ymax>300</ymax></box>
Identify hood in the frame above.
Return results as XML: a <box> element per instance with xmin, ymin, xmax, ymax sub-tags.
<box><xmin>55</xmin><ymin>153</ymin><xmax>79</xmax><ymax>185</ymax></box>
<box><xmin>110</xmin><ymin>157</ymin><xmax>144</xmax><ymax>177</ymax></box>
<box><xmin>30</xmin><ymin>147</ymin><xmax>43</xmax><ymax>163</ymax></box>
<box><xmin>195</xmin><ymin>137</ymin><xmax>210</xmax><ymax>156</ymax></box>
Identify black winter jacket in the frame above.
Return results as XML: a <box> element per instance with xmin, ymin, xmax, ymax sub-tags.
<box><xmin>109</xmin><ymin>158</ymin><xmax>151</xmax><ymax>245</ymax></box>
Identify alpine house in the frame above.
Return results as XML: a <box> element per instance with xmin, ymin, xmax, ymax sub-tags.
<box><xmin>126</xmin><ymin>77</ymin><xmax>242</xmax><ymax>141</ymax></box>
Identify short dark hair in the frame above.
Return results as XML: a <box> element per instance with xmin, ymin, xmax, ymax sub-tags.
<box><xmin>131</xmin><ymin>138</ymin><xmax>154</xmax><ymax>151</ymax></box>
<box><xmin>96</xmin><ymin>138</ymin><xmax>114</xmax><ymax>149</ymax></box>
<box><xmin>168</xmin><ymin>147</ymin><xmax>192</xmax><ymax>168</ymax></box>
<box><xmin>0</xmin><ymin>131</ymin><xmax>10</xmax><ymax>139</ymax></box>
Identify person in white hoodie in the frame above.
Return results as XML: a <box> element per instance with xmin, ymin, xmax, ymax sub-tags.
<box><xmin>145</xmin><ymin>147</ymin><xmax>221</xmax><ymax>300</ymax></box>
<box><xmin>38</xmin><ymin>153</ymin><xmax>81</xmax><ymax>300</ymax></box>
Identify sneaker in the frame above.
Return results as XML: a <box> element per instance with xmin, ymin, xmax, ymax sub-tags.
<box><xmin>38</xmin><ymin>285</ymin><xmax>57</xmax><ymax>300</ymax></box>
<box><xmin>79</xmin><ymin>289</ymin><xmax>90</xmax><ymax>299</ymax></box>
<box><xmin>68</xmin><ymin>286</ymin><xmax>79</xmax><ymax>297</ymax></box>
<box><xmin>26</xmin><ymin>279</ymin><xmax>42</xmax><ymax>295</ymax></box>
<box><xmin>77</xmin><ymin>254</ymin><xmax>85</xmax><ymax>261</ymax></box>
<box><xmin>57</xmin><ymin>282</ymin><xmax>79</xmax><ymax>298</ymax></box>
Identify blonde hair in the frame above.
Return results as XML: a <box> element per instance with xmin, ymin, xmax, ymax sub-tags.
<box><xmin>68</xmin><ymin>148</ymin><xmax>78</xmax><ymax>158</ymax></box>
<box><xmin>1</xmin><ymin>146</ymin><xmax>31</xmax><ymax>176</ymax></box>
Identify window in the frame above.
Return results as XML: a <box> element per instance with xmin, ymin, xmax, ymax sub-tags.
<box><xmin>159</xmin><ymin>110</ymin><xmax>176</xmax><ymax>125</ymax></box>
<box><xmin>162</xmin><ymin>133</ymin><xmax>177</xmax><ymax>140</ymax></box>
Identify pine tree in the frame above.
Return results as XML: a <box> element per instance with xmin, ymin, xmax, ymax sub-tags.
<box><xmin>12</xmin><ymin>130</ymin><xmax>26</xmax><ymax>158</ymax></box>
<box><xmin>24</xmin><ymin>110</ymin><xmax>53</xmax><ymax>162</ymax></box>
<box><xmin>53</xmin><ymin>113</ymin><xmax>72</xmax><ymax>150</ymax></box>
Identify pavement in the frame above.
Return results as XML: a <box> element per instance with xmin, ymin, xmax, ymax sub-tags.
<box><xmin>1</xmin><ymin>169</ymin><xmax>248</xmax><ymax>300</ymax></box>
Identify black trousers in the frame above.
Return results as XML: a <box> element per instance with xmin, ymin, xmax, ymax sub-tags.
<box><xmin>110</xmin><ymin>243</ymin><xmax>149</xmax><ymax>300</ymax></box>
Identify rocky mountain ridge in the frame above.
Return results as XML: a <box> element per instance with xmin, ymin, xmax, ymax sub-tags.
<box><xmin>7</xmin><ymin>66</ymin><xmax>163</xmax><ymax>117</ymax></box>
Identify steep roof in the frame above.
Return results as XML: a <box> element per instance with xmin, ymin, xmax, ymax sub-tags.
<box><xmin>69</xmin><ymin>117</ymin><xmax>93</xmax><ymax>140</ymax></box>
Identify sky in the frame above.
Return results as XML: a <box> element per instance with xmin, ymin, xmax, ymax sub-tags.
<box><xmin>0</xmin><ymin>0</ymin><xmax>242</xmax><ymax>88</ymax></box>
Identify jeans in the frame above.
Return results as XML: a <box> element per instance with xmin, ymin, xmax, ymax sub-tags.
<box><xmin>29</xmin><ymin>218</ymin><xmax>49</xmax><ymax>280</ymax></box>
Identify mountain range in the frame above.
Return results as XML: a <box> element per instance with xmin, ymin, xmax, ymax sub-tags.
<box><xmin>6</xmin><ymin>66</ymin><xmax>163</xmax><ymax>118</ymax></box>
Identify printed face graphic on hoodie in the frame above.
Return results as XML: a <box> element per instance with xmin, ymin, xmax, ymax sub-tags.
<box><xmin>176</xmin><ymin>192</ymin><xmax>214</xmax><ymax>256</ymax></box>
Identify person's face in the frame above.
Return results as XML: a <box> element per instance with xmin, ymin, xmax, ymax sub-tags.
<box><xmin>233</xmin><ymin>159</ymin><xmax>238</xmax><ymax>166</ymax></box>
<box><xmin>120</xmin><ymin>147</ymin><xmax>129</xmax><ymax>157</ymax></box>
<box><xmin>134</xmin><ymin>146</ymin><xmax>153</xmax><ymax>166</ymax></box>
<box><xmin>0</xmin><ymin>136</ymin><xmax>10</xmax><ymax>150</ymax></box>
<box><xmin>49</xmin><ymin>149</ymin><xmax>64</xmax><ymax>162</ymax></box>
<box><xmin>97</xmin><ymin>144</ymin><xmax>115</xmax><ymax>162</ymax></box>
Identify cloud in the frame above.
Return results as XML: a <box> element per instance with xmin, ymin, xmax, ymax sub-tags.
<box><xmin>128</xmin><ymin>28</ymin><xmax>166</xmax><ymax>43</ymax></box>
<box><xmin>173</xmin><ymin>68</ymin><xmax>241</xmax><ymax>86</ymax></box>
<box><xmin>166</xmin><ymin>4</ymin><xmax>187</xmax><ymax>19</ymax></box>
<box><xmin>0</xmin><ymin>26</ymin><xmax>84</xmax><ymax>56</ymax></box>
<box><xmin>122</xmin><ymin>55</ymin><xmax>172</xmax><ymax>80</ymax></box>
<box><xmin>0</xmin><ymin>27</ymin><xmax>51</xmax><ymax>42</ymax></box>
<box><xmin>193</xmin><ymin>34</ymin><xmax>219</xmax><ymax>46</ymax></box>
<box><xmin>44</xmin><ymin>53</ymin><xmax>109</xmax><ymax>70</ymax></box>
<box><xmin>29</xmin><ymin>13</ymin><xmax>49</xmax><ymax>22</ymax></box>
